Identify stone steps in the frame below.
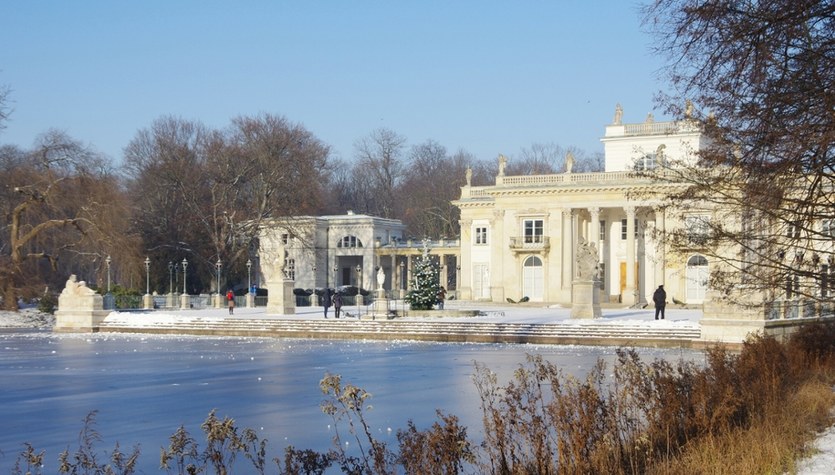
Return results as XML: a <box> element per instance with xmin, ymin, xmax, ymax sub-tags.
<box><xmin>98</xmin><ymin>318</ymin><xmax>702</xmax><ymax>348</ymax></box>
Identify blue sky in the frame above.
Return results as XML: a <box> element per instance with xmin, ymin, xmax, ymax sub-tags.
<box><xmin>0</xmin><ymin>1</ymin><xmax>667</xmax><ymax>164</ymax></box>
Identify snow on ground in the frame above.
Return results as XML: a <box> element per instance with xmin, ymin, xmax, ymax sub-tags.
<box><xmin>0</xmin><ymin>301</ymin><xmax>831</xmax><ymax>472</ymax></box>
<box><xmin>98</xmin><ymin>300</ymin><xmax>704</xmax><ymax>328</ymax></box>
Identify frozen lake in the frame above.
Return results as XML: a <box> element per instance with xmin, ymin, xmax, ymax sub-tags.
<box><xmin>0</xmin><ymin>329</ymin><xmax>701</xmax><ymax>473</ymax></box>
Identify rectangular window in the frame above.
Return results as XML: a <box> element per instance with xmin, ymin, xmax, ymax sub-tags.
<box><xmin>286</xmin><ymin>258</ymin><xmax>296</xmax><ymax>280</ymax></box>
<box><xmin>523</xmin><ymin>219</ymin><xmax>544</xmax><ymax>243</ymax></box>
<box><xmin>823</xmin><ymin>220</ymin><xmax>835</xmax><ymax>239</ymax></box>
<box><xmin>281</xmin><ymin>233</ymin><xmax>290</xmax><ymax>245</ymax></box>
<box><xmin>599</xmin><ymin>220</ymin><xmax>606</xmax><ymax>242</ymax></box>
<box><xmin>685</xmin><ymin>215</ymin><xmax>711</xmax><ymax>245</ymax></box>
<box><xmin>475</xmin><ymin>227</ymin><xmax>488</xmax><ymax>245</ymax></box>
<box><xmin>598</xmin><ymin>262</ymin><xmax>605</xmax><ymax>291</ymax></box>
<box><xmin>787</xmin><ymin>221</ymin><xmax>801</xmax><ymax>238</ymax></box>
<box><xmin>620</xmin><ymin>219</ymin><xmax>637</xmax><ymax>240</ymax></box>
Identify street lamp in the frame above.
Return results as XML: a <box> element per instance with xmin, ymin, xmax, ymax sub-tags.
<box><xmin>247</xmin><ymin>259</ymin><xmax>252</xmax><ymax>293</ymax></box>
<box><xmin>182</xmin><ymin>258</ymin><xmax>188</xmax><ymax>294</ymax></box>
<box><xmin>168</xmin><ymin>261</ymin><xmax>174</xmax><ymax>295</ymax></box>
<box><xmin>143</xmin><ymin>256</ymin><xmax>152</xmax><ymax>310</ymax></box>
<box><xmin>215</xmin><ymin>258</ymin><xmax>222</xmax><ymax>308</ymax></box>
<box><xmin>216</xmin><ymin>259</ymin><xmax>222</xmax><ymax>295</ymax></box>
<box><xmin>106</xmin><ymin>255</ymin><xmax>112</xmax><ymax>293</ymax></box>
<box><xmin>355</xmin><ymin>264</ymin><xmax>362</xmax><ymax>316</ymax></box>
<box><xmin>144</xmin><ymin>257</ymin><xmax>151</xmax><ymax>295</ymax></box>
<box><xmin>246</xmin><ymin>258</ymin><xmax>253</xmax><ymax>308</ymax></box>
<box><xmin>333</xmin><ymin>265</ymin><xmax>338</xmax><ymax>288</ymax></box>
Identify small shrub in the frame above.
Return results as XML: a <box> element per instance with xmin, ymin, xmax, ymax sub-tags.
<box><xmin>37</xmin><ymin>293</ymin><xmax>57</xmax><ymax>314</ymax></box>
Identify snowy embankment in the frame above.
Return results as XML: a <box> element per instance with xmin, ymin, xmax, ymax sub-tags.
<box><xmin>0</xmin><ymin>307</ymin><xmax>55</xmax><ymax>328</ymax></box>
<box><xmin>0</xmin><ymin>303</ymin><xmax>833</xmax><ymax>473</ymax></box>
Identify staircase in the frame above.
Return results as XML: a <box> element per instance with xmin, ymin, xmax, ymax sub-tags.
<box><xmin>97</xmin><ymin>317</ymin><xmax>702</xmax><ymax>349</ymax></box>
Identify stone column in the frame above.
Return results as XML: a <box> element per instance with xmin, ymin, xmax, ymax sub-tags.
<box><xmin>589</xmin><ymin>207</ymin><xmax>601</xmax><ymax>254</ymax></box>
<box><xmin>561</xmin><ymin>208</ymin><xmax>573</xmax><ymax>293</ymax></box>
<box><xmin>624</xmin><ymin>206</ymin><xmax>637</xmax><ymax>305</ymax></box>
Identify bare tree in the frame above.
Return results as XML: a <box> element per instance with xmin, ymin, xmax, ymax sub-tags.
<box><xmin>352</xmin><ymin>128</ymin><xmax>407</xmax><ymax>219</ymax></box>
<box><xmin>0</xmin><ymin>131</ymin><xmax>124</xmax><ymax>310</ymax></box>
<box><xmin>0</xmin><ymin>84</ymin><xmax>10</xmax><ymax>133</ymax></box>
<box><xmin>124</xmin><ymin>114</ymin><xmax>330</xmax><ymax>292</ymax></box>
<box><xmin>642</xmin><ymin>1</ymin><xmax>835</xmax><ymax>302</ymax></box>
<box><xmin>400</xmin><ymin>141</ymin><xmax>469</xmax><ymax>238</ymax></box>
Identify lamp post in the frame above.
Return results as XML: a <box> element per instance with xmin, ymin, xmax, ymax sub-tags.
<box><xmin>246</xmin><ymin>259</ymin><xmax>253</xmax><ymax>308</ymax></box>
<box><xmin>104</xmin><ymin>255</ymin><xmax>114</xmax><ymax>310</ymax></box>
<box><xmin>215</xmin><ymin>258</ymin><xmax>223</xmax><ymax>308</ymax></box>
<box><xmin>167</xmin><ymin>261</ymin><xmax>175</xmax><ymax>308</ymax></box>
<box><xmin>106</xmin><ymin>255</ymin><xmax>112</xmax><ymax>293</ymax></box>
<box><xmin>143</xmin><ymin>256</ymin><xmax>152</xmax><ymax>309</ymax></box>
<box><xmin>355</xmin><ymin>264</ymin><xmax>362</xmax><ymax>315</ymax></box>
<box><xmin>333</xmin><ymin>265</ymin><xmax>338</xmax><ymax>288</ymax></box>
<box><xmin>180</xmin><ymin>258</ymin><xmax>189</xmax><ymax>309</ymax></box>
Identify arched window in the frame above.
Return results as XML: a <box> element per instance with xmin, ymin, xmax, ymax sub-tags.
<box><xmin>687</xmin><ymin>255</ymin><xmax>708</xmax><ymax>267</ymax></box>
<box><xmin>337</xmin><ymin>235</ymin><xmax>363</xmax><ymax>248</ymax></box>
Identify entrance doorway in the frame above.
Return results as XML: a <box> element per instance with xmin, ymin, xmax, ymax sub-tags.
<box><xmin>522</xmin><ymin>256</ymin><xmax>544</xmax><ymax>301</ymax></box>
<box><xmin>686</xmin><ymin>255</ymin><xmax>709</xmax><ymax>304</ymax></box>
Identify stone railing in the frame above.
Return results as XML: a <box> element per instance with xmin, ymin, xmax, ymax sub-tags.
<box><xmin>509</xmin><ymin>236</ymin><xmax>550</xmax><ymax>252</ymax></box>
<box><xmin>501</xmin><ymin>171</ymin><xmax>638</xmax><ymax>186</ymax></box>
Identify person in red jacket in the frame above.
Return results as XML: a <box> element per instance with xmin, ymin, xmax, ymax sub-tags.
<box><xmin>226</xmin><ymin>289</ymin><xmax>235</xmax><ymax>315</ymax></box>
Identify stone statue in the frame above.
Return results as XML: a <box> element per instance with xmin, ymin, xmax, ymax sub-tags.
<box><xmin>61</xmin><ymin>274</ymin><xmax>95</xmax><ymax>296</ymax></box>
<box><xmin>497</xmin><ymin>154</ymin><xmax>507</xmax><ymax>177</ymax></box>
<box><xmin>565</xmin><ymin>151</ymin><xmax>575</xmax><ymax>174</ymax></box>
<box><xmin>262</xmin><ymin>247</ymin><xmax>288</xmax><ymax>282</ymax></box>
<box><xmin>613</xmin><ymin>103</ymin><xmax>623</xmax><ymax>125</ymax></box>
<box><xmin>645</xmin><ymin>112</ymin><xmax>655</xmax><ymax>123</ymax></box>
<box><xmin>465</xmin><ymin>167</ymin><xmax>472</xmax><ymax>186</ymax></box>
<box><xmin>575</xmin><ymin>238</ymin><xmax>599</xmax><ymax>280</ymax></box>
<box><xmin>377</xmin><ymin>267</ymin><xmax>385</xmax><ymax>290</ymax></box>
<box><xmin>684</xmin><ymin>99</ymin><xmax>694</xmax><ymax>119</ymax></box>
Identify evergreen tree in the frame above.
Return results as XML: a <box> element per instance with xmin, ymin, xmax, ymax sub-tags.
<box><xmin>405</xmin><ymin>241</ymin><xmax>439</xmax><ymax>310</ymax></box>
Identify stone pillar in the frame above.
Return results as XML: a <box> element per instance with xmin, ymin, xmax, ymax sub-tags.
<box><xmin>54</xmin><ymin>275</ymin><xmax>110</xmax><ymax>332</ymax></box>
<box><xmin>246</xmin><ymin>292</ymin><xmax>255</xmax><ymax>308</ymax></box>
<box><xmin>624</xmin><ymin>206</ymin><xmax>637</xmax><ymax>305</ymax></box>
<box><xmin>266</xmin><ymin>278</ymin><xmax>295</xmax><ymax>315</ymax></box>
<box><xmin>589</xmin><ymin>207</ymin><xmax>601</xmax><ymax>254</ymax></box>
<box><xmin>143</xmin><ymin>293</ymin><xmax>153</xmax><ymax>310</ymax></box>
<box><xmin>571</xmin><ymin>280</ymin><xmax>602</xmax><ymax>319</ymax></box>
<box><xmin>180</xmin><ymin>293</ymin><xmax>190</xmax><ymax>309</ymax></box>
<box><xmin>561</xmin><ymin>208</ymin><xmax>573</xmax><ymax>293</ymax></box>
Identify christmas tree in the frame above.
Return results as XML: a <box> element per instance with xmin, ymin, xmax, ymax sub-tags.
<box><xmin>405</xmin><ymin>240</ymin><xmax>440</xmax><ymax>310</ymax></box>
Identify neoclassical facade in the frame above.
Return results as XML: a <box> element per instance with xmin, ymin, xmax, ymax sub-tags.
<box><xmin>454</xmin><ymin>107</ymin><xmax>707</xmax><ymax>305</ymax></box>
<box><xmin>258</xmin><ymin>212</ymin><xmax>406</xmax><ymax>291</ymax></box>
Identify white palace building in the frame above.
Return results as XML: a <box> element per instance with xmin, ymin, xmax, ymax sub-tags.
<box><xmin>454</xmin><ymin>107</ymin><xmax>704</xmax><ymax>307</ymax></box>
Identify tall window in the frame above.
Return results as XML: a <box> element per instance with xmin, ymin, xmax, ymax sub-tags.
<box><xmin>286</xmin><ymin>258</ymin><xmax>296</xmax><ymax>280</ymax></box>
<box><xmin>599</xmin><ymin>220</ymin><xmax>606</xmax><ymax>242</ymax></box>
<box><xmin>475</xmin><ymin>227</ymin><xmax>488</xmax><ymax>245</ymax></box>
<box><xmin>823</xmin><ymin>219</ymin><xmax>835</xmax><ymax>238</ymax></box>
<box><xmin>523</xmin><ymin>219</ymin><xmax>544</xmax><ymax>243</ymax></box>
<box><xmin>337</xmin><ymin>235</ymin><xmax>363</xmax><ymax>248</ymax></box>
<box><xmin>620</xmin><ymin>219</ymin><xmax>638</xmax><ymax>240</ymax></box>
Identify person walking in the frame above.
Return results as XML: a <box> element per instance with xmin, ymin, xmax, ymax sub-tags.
<box><xmin>323</xmin><ymin>287</ymin><xmax>332</xmax><ymax>318</ymax></box>
<box><xmin>652</xmin><ymin>285</ymin><xmax>667</xmax><ymax>320</ymax></box>
<box><xmin>437</xmin><ymin>286</ymin><xmax>446</xmax><ymax>310</ymax></box>
<box><xmin>226</xmin><ymin>289</ymin><xmax>235</xmax><ymax>315</ymax></box>
<box><xmin>333</xmin><ymin>291</ymin><xmax>342</xmax><ymax>319</ymax></box>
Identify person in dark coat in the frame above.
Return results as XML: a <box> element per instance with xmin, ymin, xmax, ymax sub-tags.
<box><xmin>652</xmin><ymin>285</ymin><xmax>667</xmax><ymax>320</ymax></box>
<box><xmin>323</xmin><ymin>288</ymin><xmax>332</xmax><ymax>318</ymax></box>
<box><xmin>333</xmin><ymin>292</ymin><xmax>342</xmax><ymax>319</ymax></box>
